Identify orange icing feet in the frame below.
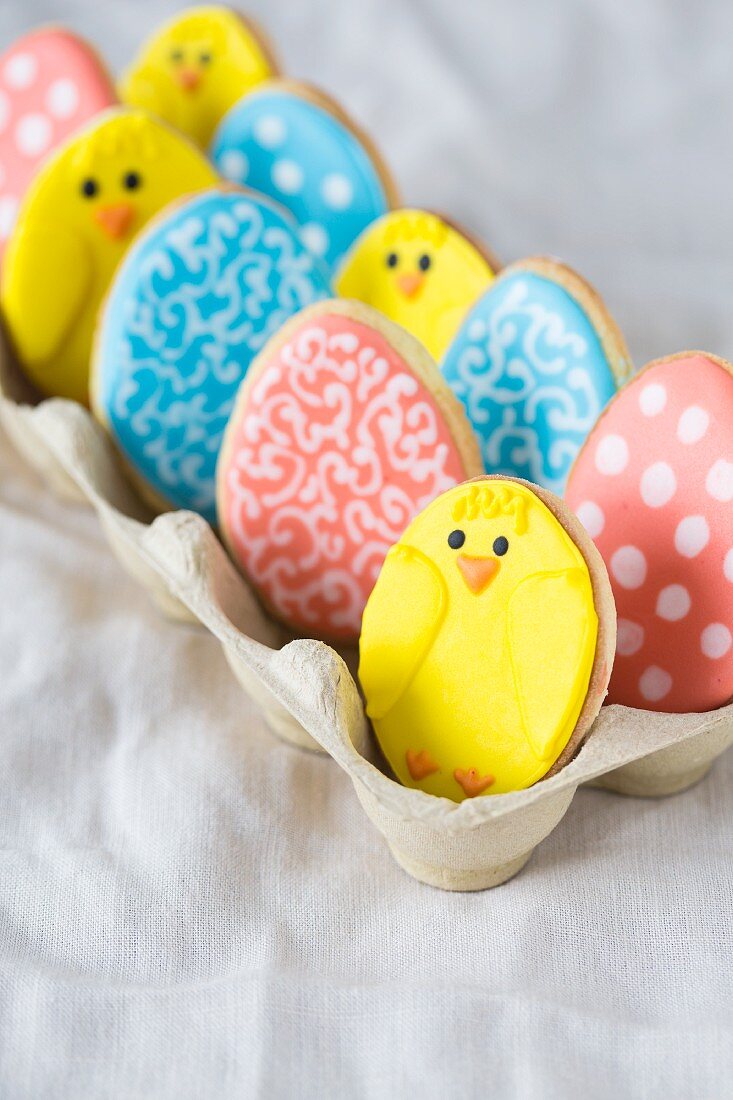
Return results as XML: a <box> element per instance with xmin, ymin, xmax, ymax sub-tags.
<box><xmin>454</xmin><ymin>768</ymin><xmax>495</xmax><ymax>797</ymax></box>
<box><xmin>405</xmin><ymin>749</ymin><xmax>440</xmax><ymax>781</ymax></box>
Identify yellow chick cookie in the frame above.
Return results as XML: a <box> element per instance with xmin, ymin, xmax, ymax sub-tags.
<box><xmin>120</xmin><ymin>6</ymin><xmax>277</xmax><ymax>148</ymax></box>
<box><xmin>0</xmin><ymin>108</ymin><xmax>217</xmax><ymax>404</ymax></box>
<box><xmin>359</xmin><ymin>478</ymin><xmax>615</xmax><ymax>800</ymax></box>
<box><xmin>335</xmin><ymin>209</ymin><xmax>498</xmax><ymax>360</ymax></box>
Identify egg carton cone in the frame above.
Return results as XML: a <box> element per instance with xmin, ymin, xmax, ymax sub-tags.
<box><xmin>2</xmin><ymin>345</ymin><xmax>733</xmax><ymax>888</ymax></box>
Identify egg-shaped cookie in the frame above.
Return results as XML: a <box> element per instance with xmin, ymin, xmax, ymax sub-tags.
<box><xmin>441</xmin><ymin>258</ymin><xmax>632</xmax><ymax>493</ymax></box>
<box><xmin>1</xmin><ymin>107</ymin><xmax>217</xmax><ymax>404</ymax></box>
<box><xmin>335</xmin><ymin>209</ymin><xmax>498</xmax><ymax>360</ymax></box>
<box><xmin>93</xmin><ymin>187</ymin><xmax>331</xmax><ymax>522</ymax></box>
<box><xmin>566</xmin><ymin>351</ymin><xmax>733</xmax><ymax>714</ymax></box>
<box><xmin>359</xmin><ymin>477</ymin><xmax>616</xmax><ymax>799</ymax></box>
<box><xmin>216</xmin><ymin>300</ymin><xmax>483</xmax><ymax>642</ymax></box>
<box><xmin>0</xmin><ymin>28</ymin><xmax>117</xmax><ymax>259</ymax></box>
<box><xmin>211</xmin><ymin>81</ymin><xmax>395</xmax><ymax>274</ymax></box>
<box><xmin>120</xmin><ymin>5</ymin><xmax>277</xmax><ymax>148</ymax></box>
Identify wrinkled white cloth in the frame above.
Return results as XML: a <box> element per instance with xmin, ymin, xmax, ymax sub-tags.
<box><xmin>2</xmin><ymin>1</ymin><xmax>733</xmax><ymax>1097</ymax></box>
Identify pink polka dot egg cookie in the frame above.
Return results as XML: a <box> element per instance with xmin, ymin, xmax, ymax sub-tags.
<box><xmin>216</xmin><ymin>300</ymin><xmax>484</xmax><ymax>643</ymax></box>
<box><xmin>0</xmin><ymin>28</ymin><xmax>116</xmax><ymax>258</ymax></box>
<box><xmin>566</xmin><ymin>352</ymin><xmax>733</xmax><ymax>713</ymax></box>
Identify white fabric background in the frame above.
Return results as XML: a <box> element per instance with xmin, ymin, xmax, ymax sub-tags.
<box><xmin>2</xmin><ymin>1</ymin><xmax>733</xmax><ymax>1097</ymax></box>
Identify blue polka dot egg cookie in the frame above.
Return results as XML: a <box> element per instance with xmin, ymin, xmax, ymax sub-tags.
<box><xmin>92</xmin><ymin>187</ymin><xmax>331</xmax><ymax>522</ymax></box>
<box><xmin>211</xmin><ymin>80</ymin><xmax>397</xmax><ymax>274</ymax></box>
<box><xmin>441</xmin><ymin>258</ymin><xmax>632</xmax><ymax>494</ymax></box>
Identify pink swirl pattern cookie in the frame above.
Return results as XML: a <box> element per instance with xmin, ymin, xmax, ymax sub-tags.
<box><xmin>0</xmin><ymin>28</ymin><xmax>116</xmax><ymax>256</ymax></box>
<box><xmin>217</xmin><ymin>301</ymin><xmax>483</xmax><ymax>641</ymax></box>
<box><xmin>565</xmin><ymin>352</ymin><xmax>733</xmax><ymax>713</ymax></box>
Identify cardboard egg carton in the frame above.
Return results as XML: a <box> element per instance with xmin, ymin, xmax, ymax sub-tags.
<box><xmin>2</xmin><ymin>342</ymin><xmax>732</xmax><ymax>892</ymax></box>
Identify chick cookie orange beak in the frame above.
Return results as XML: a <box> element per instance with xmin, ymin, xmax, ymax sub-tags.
<box><xmin>457</xmin><ymin>553</ymin><xmax>499</xmax><ymax>594</ymax></box>
<box><xmin>94</xmin><ymin>201</ymin><xmax>135</xmax><ymax>240</ymax></box>
<box><xmin>396</xmin><ymin>271</ymin><xmax>425</xmax><ymax>299</ymax></box>
<box><xmin>177</xmin><ymin>68</ymin><xmax>202</xmax><ymax>92</ymax></box>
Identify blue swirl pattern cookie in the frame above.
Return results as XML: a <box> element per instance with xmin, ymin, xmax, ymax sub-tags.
<box><xmin>92</xmin><ymin>188</ymin><xmax>331</xmax><ymax>521</ymax></box>
<box><xmin>211</xmin><ymin>81</ymin><xmax>396</xmax><ymax>274</ymax></box>
<box><xmin>441</xmin><ymin>258</ymin><xmax>631</xmax><ymax>493</ymax></box>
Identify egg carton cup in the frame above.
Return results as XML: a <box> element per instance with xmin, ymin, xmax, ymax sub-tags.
<box><xmin>2</xmin><ymin>347</ymin><xmax>733</xmax><ymax>889</ymax></box>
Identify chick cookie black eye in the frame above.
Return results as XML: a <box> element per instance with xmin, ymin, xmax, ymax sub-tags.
<box><xmin>447</xmin><ymin>529</ymin><xmax>466</xmax><ymax>550</ymax></box>
<box><xmin>493</xmin><ymin>536</ymin><xmax>509</xmax><ymax>556</ymax></box>
<box><xmin>123</xmin><ymin>171</ymin><xmax>142</xmax><ymax>190</ymax></box>
<box><xmin>418</xmin><ymin>253</ymin><xmax>431</xmax><ymax>271</ymax></box>
<box><xmin>386</xmin><ymin>251</ymin><xmax>399</xmax><ymax>268</ymax></box>
<box><xmin>199</xmin><ymin>52</ymin><xmax>212</xmax><ymax>64</ymax></box>
<box><xmin>170</xmin><ymin>49</ymin><xmax>183</xmax><ymax>62</ymax></box>
<box><xmin>80</xmin><ymin>178</ymin><xmax>98</xmax><ymax>198</ymax></box>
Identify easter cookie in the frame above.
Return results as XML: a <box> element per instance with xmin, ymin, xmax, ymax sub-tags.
<box><xmin>335</xmin><ymin>209</ymin><xmax>498</xmax><ymax>360</ymax></box>
<box><xmin>1</xmin><ymin>107</ymin><xmax>217</xmax><ymax>404</ymax></box>
<box><xmin>216</xmin><ymin>300</ymin><xmax>483</xmax><ymax>642</ymax></box>
<box><xmin>359</xmin><ymin>477</ymin><xmax>616</xmax><ymax>799</ymax></box>
<box><xmin>441</xmin><ymin>257</ymin><xmax>632</xmax><ymax>493</ymax></box>
<box><xmin>120</xmin><ymin>5</ymin><xmax>277</xmax><ymax>148</ymax></box>
<box><xmin>0</xmin><ymin>27</ymin><xmax>117</xmax><ymax>258</ymax></box>
<box><xmin>93</xmin><ymin>188</ymin><xmax>331</xmax><ymax>522</ymax></box>
<box><xmin>211</xmin><ymin>80</ymin><xmax>396</xmax><ymax>273</ymax></box>
<box><xmin>566</xmin><ymin>351</ymin><xmax>733</xmax><ymax>714</ymax></box>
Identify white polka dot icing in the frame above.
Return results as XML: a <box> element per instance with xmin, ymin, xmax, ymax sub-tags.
<box><xmin>0</xmin><ymin>29</ymin><xmax>115</xmax><ymax>259</ymax></box>
<box><xmin>321</xmin><ymin>172</ymin><xmax>353</xmax><ymax>209</ymax></box>
<box><xmin>706</xmin><ymin>459</ymin><xmax>733</xmax><ymax>502</ymax></box>
<box><xmin>4</xmin><ymin>52</ymin><xmax>38</xmax><ymax>90</ymax></box>
<box><xmin>45</xmin><ymin>78</ymin><xmax>79</xmax><ymax>120</ymax></box>
<box><xmin>616</xmin><ymin>619</ymin><xmax>644</xmax><ymax>656</ymax></box>
<box><xmin>15</xmin><ymin>113</ymin><xmax>52</xmax><ymax>157</ymax></box>
<box><xmin>566</xmin><ymin>353</ymin><xmax>733</xmax><ymax>712</ymax></box>
<box><xmin>639</xmin><ymin>666</ymin><xmax>672</xmax><ymax>703</ymax></box>
<box><xmin>675</xmin><ymin>516</ymin><xmax>709</xmax><ymax>558</ymax></box>
<box><xmin>611</xmin><ymin>545</ymin><xmax>647</xmax><ymax>589</ymax></box>
<box><xmin>638</xmin><ymin>382</ymin><xmax>667</xmax><ymax>417</ymax></box>
<box><xmin>575</xmin><ymin>500</ymin><xmax>605</xmax><ymax>538</ymax></box>
<box><xmin>211</xmin><ymin>86</ymin><xmax>391</xmax><ymax>273</ymax></box>
<box><xmin>595</xmin><ymin>434</ymin><xmax>629</xmax><ymax>475</ymax></box>
<box><xmin>253</xmin><ymin>114</ymin><xmax>286</xmax><ymax>149</ymax></box>
<box><xmin>677</xmin><ymin>405</ymin><xmax>709</xmax><ymax>444</ymax></box>
<box><xmin>218</xmin><ymin>149</ymin><xmax>249</xmax><ymax>182</ymax></box>
<box><xmin>656</xmin><ymin>585</ymin><xmax>690</xmax><ymax>621</ymax></box>
<box><xmin>300</xmin><ymin>222</ymin><xmax>329</xmax><ymax>257</ymax></box>
<box><xmin>701</xmin><ymin>624</ymin><xmax>732</xmax><ymax>659</ymax></box>
<box><xmin>271</xmin><ymin>158</ymin><xmax>303</xmax><ymax>194</ymax></box>
<box><xmin>640</xmin><ymin>461</ymin><xmax>676</xmax><ymax>508</ymax></box>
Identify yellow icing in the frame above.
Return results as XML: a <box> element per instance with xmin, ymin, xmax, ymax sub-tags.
<box><xmin>358</xmin><ymin>480</ymin><xmax>598</xmax><ymax>800</ymax></box>
<box><xmin>335</xmin><ymin>209</ymin><xmax>495</xmax><ymax>360</ymax></box>
<box><xmin>120</xmin><ymin>6</ymin><xmax>275</xmax><ymax>148</ymax></box>
<box><xmin>0</xmin><ymin>108</ymin><xmax>217</xmax><ymax>404</ymax></box>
